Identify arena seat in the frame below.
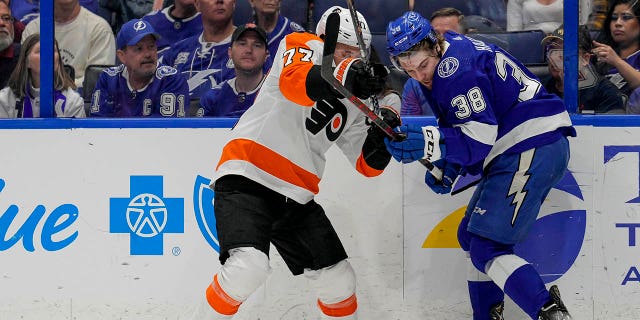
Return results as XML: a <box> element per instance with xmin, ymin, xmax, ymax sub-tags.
<box><xmin>311</xmin><ymin>0</ymin><xmax>409</xmax><ymax>33</ymax></box>
<box><xmin>82</xmin><ymin>65</ymin><xmax>114</xmax><ymax>103</ymax></box>
<box><xmin>467</xmin><ymin>30</ymin><xmax>546</xmax><ymax>65</ymax></box>
<box><xmin>370</xmin><ymin>33</ymin><xmax>391</xmax><ymax>66</ymax></box>
<box><xmin>412</xmin><ymin>0</ymin><xmax>506</xmax><ymax>30</ymax></box>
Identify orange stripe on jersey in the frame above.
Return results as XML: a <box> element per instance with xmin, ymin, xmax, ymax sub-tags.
<box><xmin>206</xmin><ymin>274</ymin><xmax>242</xmax><ymax>316</ymax></box>
<box><xmin>355</xmin><ymin>153</ymin><xmax>384</xmax><ymax>177</ymax></box>
<box><xmin>217</xmin><ymin>138</ymin><xmax>321</xmax><ymax>194</ymax></box>
<box><xmin>317</xmin><ymin>294</ymin><xmax>358</xmax><ymax>317</ymax></box>
<box><xmin>279</xmin><ymin>32</ymin><xmax>323</xmax><ymax>107</ymax></box>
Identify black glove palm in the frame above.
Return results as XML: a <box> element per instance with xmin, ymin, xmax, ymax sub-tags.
<box><xmin>344</xmin><ymin>61</ymin><xmax>388</xmax><ymax>99</ymax></box>
<box><xmin>362</xmin><ymin>106</ymin><xmax>401</xmax><ymax>170</ymax></box>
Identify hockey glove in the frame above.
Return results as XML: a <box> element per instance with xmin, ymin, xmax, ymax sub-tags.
<box><xmin>334</xmin><ymin>58</ymin><xmax>388</xmax><ymax>99</ymax></box>
<box><xmin>361</xmin><ymin>106</ymin><xmax>402</xmax><ymax>170</ymax></box>
<box><xmin>384</xmin><ymin>124</ymin><xmax>445</xmax><ymax>163</ymax></box>
<box><xmin>425</xmin><ymin>159</ymin><xmax>461</xmax><ymax>194</ymax></box>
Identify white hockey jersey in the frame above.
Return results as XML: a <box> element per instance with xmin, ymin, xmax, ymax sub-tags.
<box><xmin>213</xmin><ymin>32</ymin><xmax>383</xmax><ymax>204</ymax></box>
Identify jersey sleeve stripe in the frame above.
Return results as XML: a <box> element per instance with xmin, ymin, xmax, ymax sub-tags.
<box><xmin>216</xmin><ymin>138</ymin><xmax>321</xmax><ymax>194</ymax></box>
<box><xmin>279</xmin><ymin>33</ymin><xmax>322</xmax><ymax>107</ymax></box>
<box><xmin>355</xmin><ymin>153</ymin><xmax>384</xmax><ymax>177</ymax></box>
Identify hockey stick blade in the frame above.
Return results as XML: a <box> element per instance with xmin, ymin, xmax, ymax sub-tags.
<box><xmin>320</xmin><ymin>11</ymin><xmax>443</xmax><ymax>180</ymax></box>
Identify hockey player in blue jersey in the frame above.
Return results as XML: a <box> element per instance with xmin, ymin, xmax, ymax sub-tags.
<box><xmin>385</xmin><ymin>12</ymin><xmax>576</xmax><ymax>320</ymax></box>
<box><xmin>198</xmin><ymin>23</ymin><xmax>268</xmax><ymax>117</ymax></box>
<box><xmin>90</xmin><ymin>19</ymin><xmax>189</xmax><ymax>117</ymax></box>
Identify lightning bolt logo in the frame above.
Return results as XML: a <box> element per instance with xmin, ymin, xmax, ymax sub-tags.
<box><xmin>186</xmin><ymin>69</ymin><xmax>220</xmax><ymax>93</ymax></box>
<box><xmin>508</xmin><ymin>149</ymin><xmax>534</xmax><ymax>225</ymax></box>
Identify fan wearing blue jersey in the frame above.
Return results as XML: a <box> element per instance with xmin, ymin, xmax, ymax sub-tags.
<box><xmin>160</xmin><ymin>0</ymin><xmax>236</xmax><ymax>99</ymax></box>
<box><xmin>385</xmin><ymin>12</ymin><xmax>576</xmax><ymax>320</ymax></box>
<box><xmin>250</xmin><ymin>0</ymin><xmax>304</xmax><ymax>67</ymax></box>
<box><xmin>90</xmin><ymin>19</ymin><xmax>188</xmax><ymax>117</ymax></box>
<box><xmin>142</xmin><ymin>0</ymin><xmax>203</xmax><ymax>54</ymax></box>
<box><xmin>198</xmin><ymin>23</ymin><xmax>268</xmax><ymax>117</ymax></box>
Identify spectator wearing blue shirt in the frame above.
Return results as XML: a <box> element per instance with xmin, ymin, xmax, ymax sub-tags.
<box><xmin>90</xmin><ymin>19</ymin><xmax>188</xmax><ymax>117</ymax></box>
<box><xmin>250</xmin><ymin>0</ymin><xmax>303</xmax><ymax>65</ymax></box>
<box><xmin>160</xmin><ymin>0</ymin><xmax>236</xmax><ymax>99</ymax></box>
<box><xmin>142</xmin><ymin>0</ymin><xmax>202</xmax><ymax>54</ymax></box>
<box><xmin>198</xmin><ymin>23</ymin><xmax>268</xmax><ymax>117</ymax></box>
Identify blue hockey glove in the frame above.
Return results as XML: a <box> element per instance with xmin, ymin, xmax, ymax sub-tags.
<box><xmin>425</xmin><ymin>159</ymin><xmax>461</xmax><ymax>194</ymax></box>
<box><xmin>384</xmin><ymin>124</ymin><xmax>444</xmax><ymax>163</ymax></box>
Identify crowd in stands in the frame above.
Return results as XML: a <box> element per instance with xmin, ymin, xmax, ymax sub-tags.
<box><xmin>2</xmin><ymin>0</ymin><xmax>640</xmax><ymax>118</ymax></box>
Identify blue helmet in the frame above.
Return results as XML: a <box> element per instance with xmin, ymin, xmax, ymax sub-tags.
<box><xmin>386</xmin><ymin>11</ymin><xmax>438</xmax><ymax>57</ymax></box>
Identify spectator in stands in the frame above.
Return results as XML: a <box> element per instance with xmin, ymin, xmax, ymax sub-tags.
<box><xmin>250</xmin><ymin>0</ymin><xmax>304</xmax><ymax>60</ymax></box>
<box><xmin>161</xmin><ymin>0</ymin><xmax>236</xmax><ymax>99</ymax></box>
<box><xmin>593</xmin><ymin>0</ymin><xmax>640</xmax><ymax>103</ymax></box>
<box><xmin>542</xmin><ymin>25</ymin><xmax>625</xmax><ymax>114</ymax></box>
<box><xmin>142</xmin><ymin>0</ymin><xmax>202</xmax><ymax>53</ymax></box>
<box><xmin>507</xmin><ymin>0</ymin><xmax>563</xmax><ymax>33</ymax></box>
<box><xmin>198</xmin><ymin>23</ymin><xmax>267</xmax><ymax>117</ymax></box>
<box><xmin>22</xmin><ymin>0</ymin><xmax>116</xmax><ymax>91</ymax></box>
<box><xmin>10</xmin><ymin>0</ymin><xmax>101</xmax><ymax>25</ymax></box>
<box><xmin>430</xmin><ymin>7</ymin><xmax>464</xmax><ymax>35</ymax></box>
<box><xmin>0</xmin><ymin>1</ymin><xmax>19</xmax><ymax>89</ymax></box>
<box><xmin>90</xmin><ymin>19</ymin><xmax>188</xmax><ymax>117</ymax></box>
<box><xmin>0</xmin><ymin>34</ymin><xmax>85</xmax><ymax>118</ymax></box>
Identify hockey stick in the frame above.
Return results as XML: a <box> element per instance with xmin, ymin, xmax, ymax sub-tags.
<box><xmin>320</xmin><ymin>11</ymin><xmax>442</xmax><ymax>180</ymax></box>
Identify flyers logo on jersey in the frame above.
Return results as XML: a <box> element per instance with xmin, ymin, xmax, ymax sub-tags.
<box><xmin>305</xmin><ymin>99</ymin><xmax>348</xmax><ymax>142</ymax></box>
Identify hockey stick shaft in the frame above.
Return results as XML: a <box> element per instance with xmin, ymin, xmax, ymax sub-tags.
<box><xmin>344</xmin><ymin>0</ymin><xmax>381</xmax><ymax>113</ymax></box>
<box><xmin>320</xmin><ymin>12</ymin><xmax>442</xmax><ymax>179</ymax></box>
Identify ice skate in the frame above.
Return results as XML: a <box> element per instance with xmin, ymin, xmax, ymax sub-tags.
<box><xmin>538</xmin><ymin>285</ymin><xmax>572</xmax><ymax>320</ymax></box>
<box><xmin>489</xmin><ymin>301</ymin><xmax>504</xmax><ymax>320</ymax></box>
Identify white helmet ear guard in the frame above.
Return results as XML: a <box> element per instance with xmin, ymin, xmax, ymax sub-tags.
<box><xmin>316</xmin><ymin>6</ymin><xmax>372</xmax><ymax>50</ymax></box>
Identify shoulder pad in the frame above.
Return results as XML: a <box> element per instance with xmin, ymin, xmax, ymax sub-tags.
<box><xmin>156</xmin><ymin>65</ymin><xmax>178</xmax><ymax>79</ymax></box>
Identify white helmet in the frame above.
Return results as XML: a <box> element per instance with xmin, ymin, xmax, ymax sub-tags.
<box><xmin>316</xmin><ymin>6</ymin><xmax>371</xmax><ymax>49</ymax></box>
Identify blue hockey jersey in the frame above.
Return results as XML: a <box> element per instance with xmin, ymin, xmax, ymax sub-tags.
<box><xmin>160</xmin><ymin>33</ymin><xmax>235</xmax><ymax>99</ymax></box>
<box><xmin>142</xmin><ymin>6</ymin><xmax>203</xmax><ymax>53</ymax></box>
<box><xmin>261</xmin><ymin>15</ymin><xmax>304</xmax><ymax>66</ymax></box>
<box><xmin>420</xmin><ymin>33</ymin><xmax>576</xmax><ymax>174</ymax></box>
<box><xmin>90</xmin><ymin>64</ymin><xmax>189</xmax><ymax>117</ymax></box>
<box><xmin>198</xmin><ymin>77</ymin><xmax>264</xmax><ymax>117</ymax></box>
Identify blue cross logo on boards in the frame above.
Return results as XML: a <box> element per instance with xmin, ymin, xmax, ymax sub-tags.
<box><xmin>110</xmin><ymin>176</ymin><xmax>184</xmax><ymax>255</ymax></box>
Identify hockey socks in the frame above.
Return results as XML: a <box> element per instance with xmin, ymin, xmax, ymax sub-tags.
<box><xmin>487</xmin><ymin>255</ymin><xmax>550</xmax><ymax>319</ymax></box>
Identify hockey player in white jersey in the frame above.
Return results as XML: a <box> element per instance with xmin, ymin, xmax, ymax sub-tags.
<box><xmin>191</xmin><ymin>6</ymin><xmax>395</xmax><ymax>320</ymax></box>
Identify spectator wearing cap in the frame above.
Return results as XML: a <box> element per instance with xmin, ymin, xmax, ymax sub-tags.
<box><xmin>90</xmin><ymin>19</ymin><xmax>189</xmax><ymax>117</ymax></box>
<box><xmin>160</xmin><ymin>0</ymin><xmax>237</xmax><ymax>99</ymax></box>
<box><xmin>249</xmin><ymin>0</ymin><xmax>304</xmax><ymax>67</ymax></box>
<box><xmin>542</xmin><ymin>24</ymin><xmax>625</xmax><ymax>114</ymax></box>
<box><xmin>22</xmin><ymin>0</ymin><xmax>116</xmax><ymax>90</ymax></box>
<box><xmin>197</xmin><ymin>23</ymin><xmax>268</xmax><ymax>117</ymax></box>
<box><xmin>142</xmin><ymin>0</ymin><xmax>203</xmax><ymax>54</ymax></box>
<box><xmin>0</xmin><ymin>1</ymin><xmax>19</xmax><ymax>89</ymax></box>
